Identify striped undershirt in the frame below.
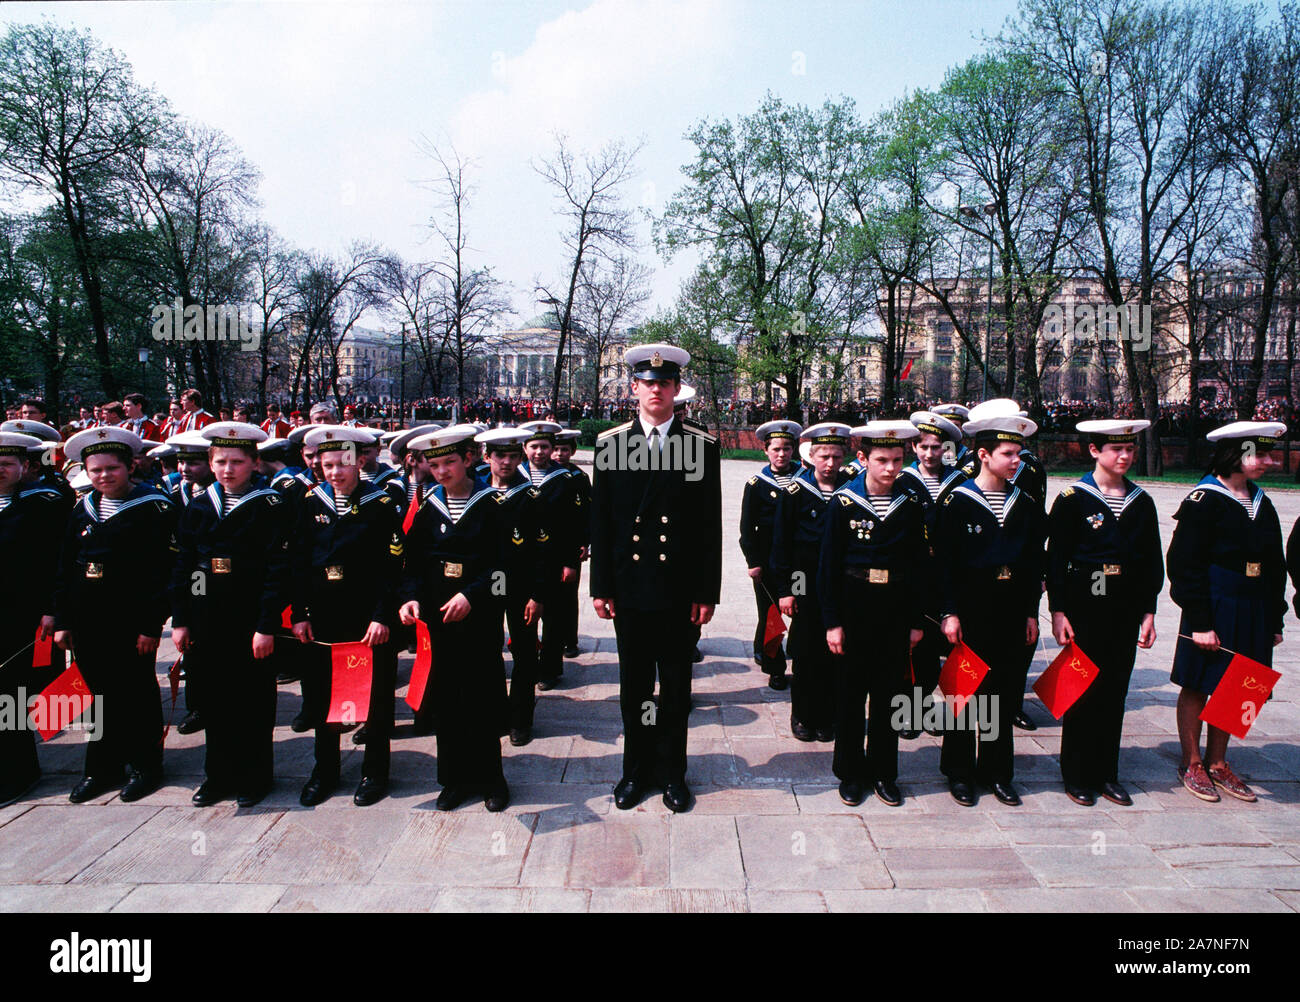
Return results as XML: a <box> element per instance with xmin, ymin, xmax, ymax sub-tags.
<box><xmin>527</xmin><ymin>465</ymin><xmax>548</xmax><ymax>486</ymax></box>
<box><xmin>407</xmin><ymin>482</ymin><xmax>420</xmax><ymax>505</ymax></box>
<box><xmin>221</xmin><ymin>491</ymin><xmax>247</xmax><ymax>516</ymax></box>
<box><xmin>1237</xmin><ymin>495</ymin><xmax>1255</xmax><ymax>519</ymax></box>
<box><xmin>867</xmin><ymin>495</ymin><xmax>893</xmax><ymax>518</ymax></box>
<box><xmin>98</xmin><ymin>496</ymin><xmax>126</xmax><ymax>518</ymax></box>
<box><xmin>333</xmin><ymin>493</ymin><xmax>351</xmax><ymax>515</ymax></box>
<box><xmin>772</xmin><ymin>471</ymin><xmax>794</xmax><ymax>488</ymax></box>
<box><xmin>984</xmin><ymin>490</ymin><xmax>1008</xmax><ymax>525</ymax></box>
<box><xmin>0</xmin><ymin>493</ymin><xmax>11</xmax><ymax>514</ymax></box>
<box><xmin>918</xmin><ymin>472</ymin><xmax>942</xmax><ymax>499</ymax></box>
<box><xmin>445</xmin><ymin>495</ymin><xmax>470</xmax><ymax>522</ymax></box>
<box><xmin>819</xmin><ymin>487</ymin><xmax>835</xmax><ymax>501</ymax></box>
<box><xmin>1102</xmin><ymin>494</ymin><xmax>1126</xmax><ymax>517</ymax></box>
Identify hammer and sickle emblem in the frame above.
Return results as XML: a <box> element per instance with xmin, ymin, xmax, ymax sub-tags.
<box><xmin>1242</xmin><ymin>675</ymin><xmax>1268</xmax><ymax>693</ymax></box>
<box><xmin>1069</xmin><ymin>657</ymin><xmax>1088</xmax><ymax>678</ymax></box>
<box><xmin>959</xmin><ymin>659</ymin><xmax>978</xmax><ymax>679</ymax></box>
<box><xmin>70</xmin><ymin>678</ymin><xmax>88</xmax><ymax>695</ymax></box>
<box><xmin>346</xmin><ymin>654</ymin><xmax>365</xmax><ymax>669</ymax></box>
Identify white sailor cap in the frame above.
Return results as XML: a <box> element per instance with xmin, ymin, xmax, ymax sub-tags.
<box><xmin>166</xmin><ymin>430</ymin><xmax>212</xmax><ymax>455</ymax></box>
<box><xmin>625</xmin><ymin>342</ymin><xmax>689</xmax><ymax>381</ymax></box>
<box><xmin>388</xmin><ymin>424</ymin><xmax>442</xmax><ymax>457</ymax></box>
<box><xmin>304</xmin><ymin>425</ymin><xmax>375</xmax><ymax>452</ymax></box>
<box><xmin>287</xmin><ymin>423</ymin><xmax>322</xmax><ymax>446</ymax></box>
<box><xmin>853</xmin><ymin>420</ymin><xmax>920</xmax><ymax>448</ymax></box>
<box><xmin>674</xmin><ymin>384</ymin><xmax>696</xmax><ymax>408</ymax></box>
<box><xmin>756</xmin><ymin>420</ymin><xmax>802</xmax><ymax>443</ymax></box>
<box><xmin>201</xmin><ymin>421</ymin><xmax>268</xmax><ymax>448</ymax></box>
<box><xmin>256</xmin><ymin>437</ymin><xmax>289</xmax><ymax>456</ymax></box>
<box><xmin>0</xmin><ymin>432</ymin><xmax>42</xmax><ymax>457</ymax></box>
<box><xmin>2</xmin><ymin>419</ymin><xmax>60</xmax><ymax>442</ymax></box>
<box><xmin>1206</xmin><ymin>421</ymin><xmax>1286</xmax><ymax>447</ymax></box>
<box><xmin>476</xmin><ymin>427</ymin><xmax>528</xmax><ymax>451</ymax></box>
<box><xmin>1076</xmin><ymin>419</ymin><xmax>1151</xmax><ymax>444</ymax></box>
<box><xmin>966</xmin><ymin>398</ymin><xmax>1023</xmax><ymax>423</ymax></box>
<box><xmin>408</xmin><ymin>424</ymin><xmax>480</xmax><ymax>459</ymax></box>
<box><xmin>554</xmin><ymin>428</ymin><xmax>581</xmax><ymax>444</ymax></box>
<box><xmin>800</xmin><ymin>422</ymin><xmax>852</xmax><ymax>447</ymax></box>
<box><xmin>519</xmin><ymin>420</ymin><xmax>562</xmax><ymax>443</ymax></box>
<box><xmin>148</xmin><ymin>444</ymin><xmax>177</xmax><ymax>459</ymax></box>
<box><xmin>65</xmin><ymin>426</ymin><xmax>145</xmax><ymax>463</ymax></box>
<box><xmin>931</xmin><ymin>403</ymin><xmax>970</xmax><ymax>421</ymax></box>
<box><xmin>965</xmin><ymin>414</ymin><xmax>1038</xmax><ymax>446</ymax></box>
<box><xmin>910</xmin><ymin>411</ymin><xmax>963</xmax><ymax>442</ymax></box>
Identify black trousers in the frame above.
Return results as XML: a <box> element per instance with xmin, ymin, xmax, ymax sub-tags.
<box><xmin>75</xmin><ymin>627</ymin><xmax>164</xmax><ymax>782</ymax></box>
<box><xmin>751</xmin><ymin>576</ymin><xmax>787</xmax><ymax>677</ymax></box>
<box><xmin>788</xmin><ymin>597</ymin><xmax>835</xmax><ymax>732</ymax></box>
<box><xmin>505</xmin><ymin>599</ymin><xmax>539</xmax><ymax>730</ymax></box>
<box><xmin>0</xmin><ymin>625</ymin><xmax>46</xmax><ymax>791</ymax></box>
<box><xmin>197</xmin><ymin>640</ymin><xmax>277</xmax><ymax>793</ymax></box>
<box><xmin>432</xmin><ymin>610</ymin><xmax>508</xmax><ymax>790</ymax></box>
<box><xmin>833</xmin><ymin>583</ymin><xmax>910</xmax><ymax>784</ymax></box>
<box><xmin>1059</xmin><ymin>572</ymin><xmax>1141</xmax><ymax>788</ymax></box>
<box><xmin>910</xmin><ymin>620</ymin><xmax>944</xmax><ymax>705</ymax></box>
<box><xmin>939</xmin><ymin>589</ymin><xmax>1031</xmax><ymax>785</ymax></box>
<box><xmin>536</xmin><ymin>584</ymin><xmax>564</xmax><ymax>682</ymax></box>
<box><xmin>310</xmin><ymin>641</ymin><xmax>396</xmax><ymax>783</ymax></box>
<box><xmin>612</xmin><ymin>605</ymin><xmax>693</xmax><ymax>785</ymax></box>
<box><xmin>561</xmin><ymin>566</ymin><xmax>581</xmax><ymax>648</ymax></box>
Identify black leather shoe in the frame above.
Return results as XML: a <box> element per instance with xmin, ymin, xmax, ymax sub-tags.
<box><xmin>1012</xmin><ymin>712</ymin><xmax>1037</xmax><ymax>731</ymax></box>
<box><xmin>436</xmin><ymin>785</ymin><xmax>470</xmax><ymax>811</ymax></box>
<box><xmin>509</xmin><ymin>727</ymin><xmax>532</xmax><ymax>747</ymax></box>
<box><xmin>192</xmin><ymin>781</ymin><xmax>227</xmax><ymax>807</ymax></box>
<box><xmin>692</xmin><ymin>647</ymin><xmax>704</xmax><ymax>663</ymax></box>
<box><xmin>768</xmin><ymin>673</ymin><xmax>788</xmax><ymax>691</ymax></box>
<box><xmin>613</xmin><ymin>777</ymin><xmax>643</xmax><ymax>810</ymax></box>
<box><xmin>70</xmin><ymin>776</ymin><xmax>110</xmax><ymax>804</ymax></box>
<box><xmin>791</xmin><ymin>718</ymin><xmax>816</xmax><ymax>742</ymax></box>
<box><xmin>1100</xmin><ymin>781</ymin><xmax>1133</xmax><ymax>807</ymax></box>
<box><xmin>120</xmin><ymin>770</ymin><xmax>160</xmax><ymax>803</ymax></box>
<box><xmin>874</xmin><ymin>779</ymin><xmax>903</xmax><ymax>807</ymax></box>
<box><xmin>484</xmin><ymin>785</ymin><xmax>510</xmax><ymax>812</ymax></box>
<box><xmin>176</xmin><ymin>711</ymin><xmax>204</xmax><ymax>735</ymax></box>
<box><xmin>991</xmin><ymin>781</ymin><xmax>1022</xmax><ymax>807</ymax></box>
<box><xmin>816</xmin><ymin>727</ymin><xmax>835</xmax><ymax>743</ymax></box>
<box><xmin>949</xmin><ymin>780</ymin><xmax>976</xmax><ymax>807</ymax></box>
<box><xmin>1065</xmin><ymin>785</ymin><xmax>1095</xmax><ymax>807</ymax></box>
<box><xmin>0</xmin><ymin>771</ymin><xmax>41</xmax><ymax>808</ymax></box>
<box><xmin>276</xmin><ymin>673</ymin><xmax>300</xmax><ymax>685</ymax></box>
<box><xmin>563</xmin><ymin>645</ymin><xmax>580</xmax><ymax>659</ymax></box>
<box><xmin>236</xmin><ymin>786</ymin><xmax>270</xmax><ymax>808</ymax></box>
<box><xmin>663</xmin><ymin>781</ymin><xmax>692</xmax><ymax>813</ymax></box>
<box><xmin>353</xmin><ymin>776</ymin><xmax>387</xmax><ymax>807</ymax></box>
<box><xmin>536</xmin><ymin>678</ymin><xmax>557</xmax><ymax>691</ymax></box>
<box><xmin>290</xmin><ymin>713</ymin><xmax>311</xmax><ymax>733</ymax></box>
<box><xmin>351</xmin><ymin>724</ymin><xmax>368</xmax><ymax>746</ymax></box>
<box><xmin>838</xmin><ymin>779</ymin><xmax>866</xmax><ymax>806</ymax></box>
<box><xmin>299</xmin><ymin>771</ymin><xmax>336</xmax><ymax>807</ymax></box>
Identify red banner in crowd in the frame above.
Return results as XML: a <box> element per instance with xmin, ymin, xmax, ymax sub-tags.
<box><xmin>1200</xmin><ymin>653</ymin><xmax>1280</xmax><ymax>739</ymax></box>
<box><xmin>938</xmin><ymin>642</ymin><xmax>990</xmax><ymax>715</ymax></box>
<box><xmin>29</xmin><ymin>662</ymin><xmax>94</xmax><ymax>741</ymax></box>
<box><xmin>405</xmin><ymin>620</ymin><xmax>433</xmax><ymax>712</ymax></box>
<box><xmin>327</xmin><ymin>642</ymin><xmax>373</xmax><ymax>725</ymax></box>
<box><xmin>762</xmin><ymin>604</ymin><xmax>786</xmax><ymax>658</ymax></box>
<box><xmin>32</xmin><ymin>627</ymin><xmax>52</xmax><ymax>668</ymax></box>
<box><xmin>1033</xmin><ymin>641</ymin><xmax>1100</xmax><ymax>719</ymax></box>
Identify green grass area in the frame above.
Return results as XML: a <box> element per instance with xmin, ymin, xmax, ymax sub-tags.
<box><xmin>1050</xmin><ymin>467</ymin><xmax>1300</xmax><ymax>488</ymax></box>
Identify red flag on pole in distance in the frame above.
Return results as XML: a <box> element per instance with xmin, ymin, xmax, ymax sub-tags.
<box><xmin>327</xmin><ymin>642</ymin><xmax>373</xmax><ymax>725</ymax></box>
<box><xmin>32</xmin><ymin>626</ymin><xmax>52</xmax><ymax>668</ymax></box>
<box><xmin>1033</xmin><ymin>641</ymin><xmax>1100</xmax><ymax>719</ymax></box>
<box><xmin>938</xmin><ymin>642</ymin><xmax>990</xmax><ymax>715</ymax></box>
<box><xmin>1200</xmin><ymin>653</ymin><xmax>1281</xmax><ymax>739</ymax></box>
<box><xmin>29</xmin><ymin>662</ymin><xmax>94</xmax><ymax>741</ymax></box>
<box><xmin>900</xmin><ymin>358</ymin><xmax>914</xmax><ymax>380</ymax></box>
<box><xmin>405</xmin><ymin>619</ymin><xmax>433</xmax><ymax>712</ymax></box>
<box><xmin>762</xmin><ymin>604</ymin><xmax>786</xmax><ymax>658</ymax></box>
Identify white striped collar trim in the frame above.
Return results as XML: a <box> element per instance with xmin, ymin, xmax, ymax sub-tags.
<box><xmin>954</xmin><ymin>482</ymin><xmax>1022</xmax><ymax>520</ymax></box>
<box><xmin>1194</xmin><ymin>479</ymin><xmax>1264</xmax><ymax>519</ymax></box>
<box><xmin>423</xmin><ymin>483</ymin><xmax>496</xmax><ymax>522</ymax></box>
<box><xmin>836</xmin><ymin>485</ymin><xmax>909</xmax><ymax>521</ymax></box>
<box><xmin>521</xmin><ymin>462</ymin><xmax>569</xmax><ymax>488</ymax></box>
<box><xmin>1070</xmin><ymin>478</ymin><xmax>1145</xmax><ymax>516</ymax></box>
<box><xmin>206</xmin><ymin>484</ymin><xmax>277</xmax><ymax>518</ymax></box>
<box><xmin>84</xmin><ymin>490</ymin><xmax>168</xmax><ymax>523</ymax></box>
<box><xmin>753</xmin><ymin>465</ymin><xmax>794</xmax><ymax>490</ymax></box>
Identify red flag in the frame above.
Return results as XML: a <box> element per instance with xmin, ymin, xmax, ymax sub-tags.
<box><xmin>162</xmin><ymin>659</ymin><xmax>184</xmax><ymax>743</ymax></box>
<box><xmin>762</xmin><ymin>604</ymin><xmax>786</xmax><ymax>658</ymax></box>
<box><xmin>405</xmin><ymin>619</ymin><xmax>433</xmax><ymax>712</ymax></box>
<box><xmin>938</xmin><ymin>641</ymin><xmax>990</xmax><ymax>714</ymax></box>
<box><xmin>29</xmin><ymin>662</ymin><xmax>94</xmax><ymax>741</ymax></box>
<box><xmin>32</xmin><ymin>627</ymin><xmax>52</xmax><ymax>668</ymax></box>
<box><xmin>327</xmin><ymin>642</ymin><xmax>373</xmax><ymax>724</ymax></box>
<box><xmin>900</xmin><ymin>358</ymin><xmax>914</xmax><ymax>380</ymax></box>
<box><xmin>1033</xmin><ymin>641</ymin><xmax>1100</xmax><ymax>718</ymax></box>
<box><xmin>1200</xmin><ymin>653</ymin><xmax>1281</xmax><ymax>739</ymax></box>
<box><xmin>281</xmin><ymin>605</ymin><xmax>294</xmax><ymax>630</ymax></box>
<box><xmin>402</xmin><ymin>483</ymin><xmax>424</xmax><ymax>535</ymax></box>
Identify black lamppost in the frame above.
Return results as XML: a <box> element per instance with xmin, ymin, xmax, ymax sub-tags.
<box><xmin>138</xmin><ymin>347</ymin><xmax>151</xmax><ymax>394</ymax></box>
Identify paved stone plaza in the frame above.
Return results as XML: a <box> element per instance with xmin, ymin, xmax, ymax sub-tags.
<box><xmin>2</xmin><ymin>459</ymin><xmax>1299</xmax><ymax>913</ymax></box>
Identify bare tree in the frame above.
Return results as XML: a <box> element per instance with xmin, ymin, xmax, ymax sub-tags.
<box><xmin>573</xmin><ymin>254</ymin><xmax>650</xmax><ymax>410</ymax></box>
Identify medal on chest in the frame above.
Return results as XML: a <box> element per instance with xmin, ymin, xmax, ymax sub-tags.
<box><xmin>1085</xmin><ymin>512</ymin><xmax>1105</xmax><ymax>530</ymax></box>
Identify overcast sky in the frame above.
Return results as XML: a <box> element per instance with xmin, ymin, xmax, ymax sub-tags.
<box><xmin>6</xmin><ymin>0</ymin><xmax>1022</xmax><ymax>328</ymax></box>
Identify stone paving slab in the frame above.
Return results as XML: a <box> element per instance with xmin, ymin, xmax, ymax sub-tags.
<box><xmin>3</xmin><ymin>466</ymin><xmax>1298</xmax><ymax>912</ymax></box>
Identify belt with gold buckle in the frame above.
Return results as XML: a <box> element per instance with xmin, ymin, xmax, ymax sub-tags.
<box><xmin>325</xmin><ymin>565</ymin><xmax>344</xmax><ymax>581</ymax></box>
<box><xmin>1245</xmin><ymin>562</ymin><xmax>1261</xmax><ymax>578</ymax></box>
<box><xmin>212</xmin><ymin>557</ymin><xmax>231</xmax><ymax>574</ymax></box>
<box><xmin>443</xmin><ymin>561</ymin><xmax>463</xmax><ymax>579</ymax></box>
<box><xmin>1103</xmin><ymin>564</ymin><xmax>1121</xmax><ymax>576</ymax></box>
<box><xmin>84</xmin><ymin>562</ymin><xmax>103</xmax><ymax>579</ymax></box>
<box><xmin>995</xmin><ymin>565</ymin><xmax>1012</xmax><ymax>581</ymax></box>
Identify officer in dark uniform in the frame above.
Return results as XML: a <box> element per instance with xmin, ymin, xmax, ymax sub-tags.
<box><xmin>590</xmin><ymin>344</ymin><xmax>721</xmax><ymax>813</ymax></box>
<box><xmin>892</xmin><ymin>410</ymin><xmax>967</xmax><ymax>738</ymax></box>
<box><xmin>289</xmin><ymin>425</ymin><xmax>404</xmax><ymax>807</ymax></box>
<box><xmin>770</xmin><ymin>423</ymin><xmax>853</xmax><ymax>744</ymax></box>
<box><xmin>552</xmin><ymin>428</ymin><xmax>589</xmax><ymax>659</ymax></box>
<box><xmin>934</xmin><ymin>411</ymin><xmax>1046</xmax><ymax>807</ymax></box>
<box><xmin>1168</xmin><ymin>421</ymin><xmax>1286</xmax><ymax>805</ymax></box>
<box><xmin>477</xmin><ymin>427</ymin><xmax>548</xmax><ymax>747</ymax></box>
<box><xmin>820</xmin><ymin>421</ymin><xmax>929</xmax><ymax>807</ymax></box>
<box><xmin>519</xmin><ymin>420</ymin><xmax>581</xmax><ymax>690</ymax></box>
<box><xmin>399</xmin><ymin>425</ymin><xmax>511</xmax><ymax>811</ymax></box>
<box><xmin>739</xmin><ymin>420</ymin><xmax>801</xmax><ymax>689</ymax></box>
<box><xmin>674</xmin><ymin>387</ymin><xmax>708</xmax><ymax>663</ymax></box>
<box><xmin>52</xmin><ymin>427</ymin><xmax>177</xmax><ymax>803</ymax></box>
<box><xmin>1047</xmin><ymin>419</ymin><xmax>1163</xmax><ymax>807</ymax></box>
<box><xmin>170</xmin><ymin>422</ymin><xmax>292</xmax><ymax>808</ymax></box>
<box><xmin>0</xmin><ymin>432</ymin><xmax>71</xmax><ymax>806</ymax></box>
